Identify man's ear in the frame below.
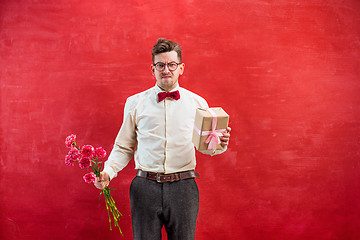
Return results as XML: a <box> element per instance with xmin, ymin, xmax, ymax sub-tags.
<box><xmin>150</xmin><ymin>64</ymin><xmax>155</xmax><ymax>76</ymax></box>
<box><xmin>179</xmin><ymin>63</ymin><xmax>185</xmax><ymax>75</ymax></box>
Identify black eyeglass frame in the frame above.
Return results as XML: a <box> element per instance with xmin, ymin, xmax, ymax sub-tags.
<box><xmin>153</xmin><ymin>61</ymin><xmax>182</xmax><ymax>72</ymax></box>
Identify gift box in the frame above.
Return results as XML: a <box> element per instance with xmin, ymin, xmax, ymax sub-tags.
<box><xmin>192</xmin><ymin>107</ymin><xmax>229</xmax><ymax>151</ymax></box>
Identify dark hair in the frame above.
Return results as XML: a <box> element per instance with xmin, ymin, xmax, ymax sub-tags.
<box><xmin>152</xmin><ymin>38</ymin><xmax>182</xmax><ymax>63</ymax></box>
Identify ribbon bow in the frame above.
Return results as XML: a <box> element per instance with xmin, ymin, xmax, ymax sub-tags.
<box><xmin>157</xmin><ymin>90</ymin><xmax>180</xmax><ymax>102</ymax></box>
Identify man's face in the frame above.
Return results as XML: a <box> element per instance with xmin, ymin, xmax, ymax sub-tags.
<box><xmin>151</xmin><ymin>51</ymin><xmax>185</xmax><ymax>92</ymax></box>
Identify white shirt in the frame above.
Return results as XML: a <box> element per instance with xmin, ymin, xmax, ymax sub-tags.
<box><xmin>103</xmin><ymin>84</ymin><xmax>226</xmax><ymax>180</ymax></box>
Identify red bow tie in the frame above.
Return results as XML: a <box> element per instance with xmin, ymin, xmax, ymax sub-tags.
<box><xmin>157</xmin><ymin>90</ymin><xmax>180</xmax><ymax>102</ymax></box>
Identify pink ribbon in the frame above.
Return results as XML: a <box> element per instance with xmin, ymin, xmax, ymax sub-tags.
<box><xmin>194</xmin><ymin>109</ymin><xmax>226</xmax><ymax>150</ymax></box>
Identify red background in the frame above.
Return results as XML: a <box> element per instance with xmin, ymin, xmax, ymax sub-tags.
<box><xmin>1</xmin><ymin>0</ymin><xmax>360</xmax><ymax>239</ymax></box>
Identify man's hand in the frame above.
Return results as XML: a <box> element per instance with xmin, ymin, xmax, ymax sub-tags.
<box><xmin>94</xmin><ymin>171</ymin><xmax>110</xmax><ymax>190</ymax></box>
<box><xmin>220</xmin><ymin>126</ymin><xmax>231</xmax><ymax>147</ymax></box>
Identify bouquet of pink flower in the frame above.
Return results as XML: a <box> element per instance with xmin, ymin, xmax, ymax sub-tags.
<box><xmin>64</xmin><ymin>134</ymin><xmax>123</xmax><ymax>235</ymax></box>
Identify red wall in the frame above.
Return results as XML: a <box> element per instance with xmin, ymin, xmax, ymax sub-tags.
<box><xmin>1</xmin><ymin>0</ymin><xmax>360</xmax><ymax>239</ymax></box>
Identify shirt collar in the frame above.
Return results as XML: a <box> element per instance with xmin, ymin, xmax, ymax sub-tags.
<box><xmin>154</xmin><ymin>83</ymin><xmax>180</xmax><ymax>94</ymax></box>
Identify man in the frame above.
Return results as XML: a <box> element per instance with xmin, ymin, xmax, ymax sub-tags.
<box><xmin>94</xmin><ymin>38</ymin><xmax>231</xmax><ymax>240</ymax></box>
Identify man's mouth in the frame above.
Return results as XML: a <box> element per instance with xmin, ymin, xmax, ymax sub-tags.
<box><xmin>162</xmin><ymin>75</ymin><xmax>171</xmax><ymax>79</ymax></box>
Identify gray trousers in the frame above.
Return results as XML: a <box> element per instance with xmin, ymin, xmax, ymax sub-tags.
<box><xmin>129</xmin><ymin>176</ymin><xmax>199</xmax><ymax>240</ymax></box>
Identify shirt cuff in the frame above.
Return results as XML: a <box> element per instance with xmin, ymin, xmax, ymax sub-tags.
<box><xmin>103</xmin><ymin>166</ymin><xmax>117</xmax><ymax>181</ymax></box>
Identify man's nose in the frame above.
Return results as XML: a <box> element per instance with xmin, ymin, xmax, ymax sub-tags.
<box><xmin>163</xmin><ymin>64</ymin><xmax>171</xmax><ymax>73</ymax></box>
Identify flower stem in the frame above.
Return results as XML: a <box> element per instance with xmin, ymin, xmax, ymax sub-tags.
<box><xmin>101</xmin><ymin>187</ymin><xmax>123</xmax><ymax>235</ymax></box>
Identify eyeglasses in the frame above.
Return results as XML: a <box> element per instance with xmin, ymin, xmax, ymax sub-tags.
<box><xmin>153</xmin><ymin>62</ymin><xmax>181</xmax><ymax>72</ymax></box>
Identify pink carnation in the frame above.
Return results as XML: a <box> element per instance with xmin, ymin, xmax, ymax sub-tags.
<box><xmin>81</xmin><ymin>145</ymin><xmax>94</xmax><ymax>158</ymax></box>
<box><xmin>83</xmin><ymin>172</ymin><xmax>96</xmax><ymax>183</ymax></box>
<box><xmin>65</xmin><ymin>155</ymin><xmax>75</xmax><ymax>167</ymax></box>
<box><xmin>79</xmin><ymin>157</ymin><xmax>91</xmax><ymax>169</ymax></box>
<box><xmin>68</xmin><ymin>147</ymin><xmax>80</xmax><ymax>158</ymax></box>
<box><xmin>94</xmin><ymin>147</ymin><xmax>106</xmax><ymax>159</ymax></box>
<box><xmin>65</xmin><ymin>147</ymin><xmax>80</xmax><ymax>166</ymax></box>
<box><xmin>65</xmin><ymin>134</ymin><xmax>77</xmax><ymax>148</ymax></box>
